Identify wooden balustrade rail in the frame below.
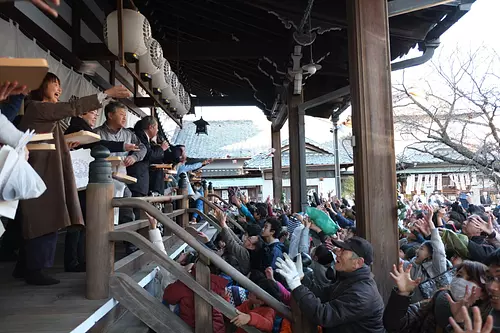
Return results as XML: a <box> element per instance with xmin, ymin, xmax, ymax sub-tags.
<box><xmin>109</xmin><ymin>229</ymin><xmax>265</xmax><ymax>333</ymax></box>
<box><xmin>198</xmin><ymin>197</ymin><xmax>245</xmax><ymax>233</ymax></box>
<box><xmin>207</xmin><ymin>193</ymin><xmax>233</xmax><ymax>207</ymax></box>
<box><xmin>187</xmin><ymin>208</ymin><xmax>222</xmax><ymax>232</ymax></box>
<box><xmin>114</xmin><ymin>209</ymin><xmax>186</xmax><ymax>232</ymax></box>
<box><xmin>135</xmin><ymin>194</ymin><xmax>186</xmax><ymax>203</ymax></box>
<box><xmin>111</xmin><ymin>198</ymin><xmax>292</xmax><ymax>320</ymax></box>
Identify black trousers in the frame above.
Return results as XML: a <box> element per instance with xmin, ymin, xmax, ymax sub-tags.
<box><xmin>17</xmin><ymin>232</ymin><xmax>58</xmax><ymax>271</ymax></box>
<box><xmin>64</xmin><ymin>190</ymin><xmax>86</xmax><ymax>270</ymax></box>
<box><xmin>0</xmin><ymin>212</ymin><xmax>23</xmax><ymax>258</ymax></box>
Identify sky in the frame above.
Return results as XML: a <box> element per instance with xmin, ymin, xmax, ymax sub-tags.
<box><xmin>166</xmin><ymin>0</ymin><xmax>499</xmax><ymax>152</ymax></box>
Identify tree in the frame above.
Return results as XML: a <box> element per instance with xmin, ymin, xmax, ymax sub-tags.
<box><xmin>393</xmin><ymin>45</ymin><xmax>500</xmax><ymax>182</ymax></box>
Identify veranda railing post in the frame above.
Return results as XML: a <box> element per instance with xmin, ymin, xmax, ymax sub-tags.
<box><xmin>194</xmin><ymin>254</ymin><xmax>213</xmax><ymax>333</ymax></box>
<box><xmin>202</xmin><ymin>179</ymin><xmax>208</xmax><ymax>215</ymax></box>
<box><xmin>86</xmin><ymin>146</ymin><xmax>115</xmax><ymax>300</ymax></box>
<box><xmin>291</xmin><ymin>298</ymin><xmax>317</xmax><ymax>333</ymax></box>
<box><xmin>178</xmin><ymin>173</ymin><xmax>189</xmax><ymax>228</ymax></box>
<box><xmin>208</xmin><ymin>181</ymin><xmax>213</xmax><ymax>214</ymax></box>
<box><xmin>163</xmin><ymin>201</ymin><xmax>173</xmax><ymax>237</ymax></box>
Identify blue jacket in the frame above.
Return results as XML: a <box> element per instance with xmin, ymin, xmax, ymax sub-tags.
<box><xmin>268</xmin><ymin>241</ymin><xmax>286</xmax><ymax>270</ymax></box>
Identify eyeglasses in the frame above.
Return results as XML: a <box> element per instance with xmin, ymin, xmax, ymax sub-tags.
<box><xmin>484</xmin><ymin>275</ymin><xmax>500</xmax><ymax>284</ymax></box>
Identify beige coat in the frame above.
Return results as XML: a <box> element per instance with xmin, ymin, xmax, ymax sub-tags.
<box><xmin>19</xmin><ymin>95</ymin><xmax>102</xmax><ymax>239</ymax></box>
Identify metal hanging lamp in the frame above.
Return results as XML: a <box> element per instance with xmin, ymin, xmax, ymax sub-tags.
<box><xmin>194</xmin><ymin>107</ymin><xmax>209</xmax><ymax>135</ymax></box>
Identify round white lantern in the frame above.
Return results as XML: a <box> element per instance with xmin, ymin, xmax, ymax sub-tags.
<box><xmin>138</xmin><ymin>38</ymin><xmax>163</xmax><ymax>75</ymax></box>
<box><xmin>162</xmin><ymin>72</ymin><xmax>179</xmax><ymax>102</ymax></box>
<box><xmin>152</xmin><ymin>58</ymin><xmax>169</xmax><ymax>90</ymax></box>
<box><xmin>172</xmin><ymin>85</ymin><xmax>187</xmax><ymax>115</ymax></box>
<box><xmin>104</xmin><ymin>9</ymin><xmax>151</xmax><ymax>57</ymax></box>
<box><xmin>184</xmin><ymin>93</ymin><xmax>191</xmax><ymax>114</ymax></box>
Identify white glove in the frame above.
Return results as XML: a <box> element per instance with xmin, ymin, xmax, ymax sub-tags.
<box><xmin>276</xmin><ymin>253</ymin><xmax>303</xmax><ymax>291</ymax></box>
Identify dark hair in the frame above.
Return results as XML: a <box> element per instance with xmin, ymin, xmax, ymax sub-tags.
<box><xmin>29</xmin><ymin>72</ymin><xmax>60</xmax><ymax>101</ymax></box>
<box><xmin>265</xmin><ymin>218</ymin><xmax>282</xmax><ymax>239</ymax></box>
<box><xmin>255</xmin><ymin>203</ymin><xmax>268</xmax><ymax>219</ymax></box>
<box><xmin>134</xmin><ymin>116</ymin><xmax>157</xmax><ymax>131</ymax></box>
<box><xmin>421</xmin><ymin>241</ymin><xmax>434</xmax><ymax>256</ymax></box>
<box><xmin>248</xmin><ymin>270</ymin><xmax>266</xmax><ymax>284</ymax></box>
<box><xmin>485</xmin><ymin>248</ymin><xmax>500</xmax><ymax>267</ymax></box>
<box><xmin>257</xmin><ymin>279</ymin><xmax>282</xmax><ymax>302</ymax></box>
<box><xmin>456</xmin><ymin>260</ymin><xmax>488</xmax><ymax>293</ymax></box>
<box><xmin>314</xmin><ymin>244</ymin><xmax>334</xmax><ymax>265</ymax></box>
<box><xmin>164</xmin><ymin>145</ymin><xmax>184</xmax><ymax>164</ymax></box>
<box><xmin>104</xmin><ymin>101</ymin><xmax>127</xmax><ymax>120</ymax></box>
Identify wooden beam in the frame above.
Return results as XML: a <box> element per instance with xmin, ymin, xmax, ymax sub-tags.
<box><xmin>271</xmin><ymin>128</ymin><xmax>283</xmax><ymax>206</ymax></box>
<box><xmin>347</xmin><ymin>0</ymin><xmax>398</xmax><ymax>302</ymax></box>
<box><xmin>71</xmin><ymin>0</ymin><xmax>81</xmax><ymax>55</ymax></box>
<box><xmin>110</xmin><ymin>273</ymin><xmax>193</xmax><ymax>333</ymax></box>
<box><xmin>193</xmin><ymin>96</ymin><xmax>260</xmax><ymax>107</ymax></box>
<box><xmin>287</xmin><ymin>91</ymin><xmax>307</xmax><ymax>212</ymax></box>
<box><xmin>388</xmin><ymin>0</ymin><xmax>454</xmax><ymax>17</ymax></box>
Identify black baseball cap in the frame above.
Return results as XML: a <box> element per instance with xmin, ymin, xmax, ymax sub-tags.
<box><xmin>331</xmin><ymin>236</ymin><xmax>374</xmax><ymax>265</ymax></box>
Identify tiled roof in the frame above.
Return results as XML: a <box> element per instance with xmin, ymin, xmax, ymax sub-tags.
<box><xmin>397</xmin><ymin>146</ymin><xmax>468</xmax><ymax>165</ymax></box>
<box><xmin>245</xmin><ymin>147</ymin><xmax>353</xmax><ymax>169</ymax></box>
<box><xmin>172</xmin><ymin>120</ymin><xmax>269</xmax><ymax>159</ymax></box>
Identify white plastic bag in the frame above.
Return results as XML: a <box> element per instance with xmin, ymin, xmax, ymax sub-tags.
<box><xmin>2</xmin><ymin>154</ymin><xmax>46</xmax><ymax>200</ymax></box>
<box><xmin>0</xmin><ymin>130</ymin><xmax>46</xmax><ymax>201</ymax></box>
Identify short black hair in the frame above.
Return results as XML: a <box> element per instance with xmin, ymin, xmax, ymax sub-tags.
<box><xmin>248</xmin><ymin>270</ymin><xmax>266</xmax><ymax>284</ymax></box>
<box><xmin>485</xmin><ymin>248</ymin><xmax>500</xmax><ymax>267</ymax></box>
<box><xmin>135</xmin><ymin>116</ymin><xmax>157</xmax><ymax>131</ymax></box>
<box><xmin>255</xmin><ymin>203</ymin><xmax>268</xmax><ymax>219</ymax></box>
<box><xmin>314</xmin><ymin>244</ymin><xmax>334</xmax><ymax>265</ymax></box>
<box><xmin>104</xmin><ymin>101</ymin><xmax>127</xmax><ymax>120</ymax></box>
<box><xmin>265</xmin><ymin>218</ymin><xmax>282</xmax><ymax>239</ymax></box>
<box><xmin>30</xmin><ymin>72</ymin><xmax>60</xmax><ymax>101</ymax></box>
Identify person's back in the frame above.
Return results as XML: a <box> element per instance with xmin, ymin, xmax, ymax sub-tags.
<box><xmin>163</xmin><ymin>271</ymin><xmax>228</xmax><ymax>333</ymax></box>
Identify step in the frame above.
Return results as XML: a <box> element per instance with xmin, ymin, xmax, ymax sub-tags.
<box><xmin>89</xmin><ymin>222</ymin><xmax>214</xmax><ymax>332</ymax></box>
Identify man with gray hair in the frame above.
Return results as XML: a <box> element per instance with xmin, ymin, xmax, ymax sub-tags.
<box><xmin>95</xmin><ymin>102</ymin><xmax>147</xmax><ymax>254</ymax></box>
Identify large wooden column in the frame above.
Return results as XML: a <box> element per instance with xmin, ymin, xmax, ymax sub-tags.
<box><xmin>288</xmin><ymin>93</ymin><xmax>307</xmax><ymax>212</ymax></box>
<box><xmin>271</xmin><ymin>128</ymin><xmax>283</xmax><ymax>206</ymax></box>
<box><xmin>347</xmin><ymin>0</ymin><xmax>398</xmax><ymax>301</ymax></box>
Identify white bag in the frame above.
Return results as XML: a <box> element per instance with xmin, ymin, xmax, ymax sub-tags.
<box><xmin>0</xmin><ymin>131</ymin><xmax>46</xmax><ymax>201</ymax></box>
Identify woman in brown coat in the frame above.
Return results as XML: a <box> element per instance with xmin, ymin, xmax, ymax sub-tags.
<box><xmin>15</xmin><ymin>72</ymin><xmax>130</xmax><ymax>285</ymax></box>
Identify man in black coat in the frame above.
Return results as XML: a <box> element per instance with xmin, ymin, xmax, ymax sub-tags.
<box><xmin>127</xmin><ymin>116</ymin><xmax>169</xmax><ymax>200</ymax></box>
<box><xmin>276</xmin><ymin>237</ymin><xmax>385</xmax><ymax>333</ymax></box>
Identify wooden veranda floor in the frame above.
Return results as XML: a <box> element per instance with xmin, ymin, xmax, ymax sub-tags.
<box><xmin>0</xmin><ymin>222</ymin><xmax>212</xmax><ymax>333</ymax></box>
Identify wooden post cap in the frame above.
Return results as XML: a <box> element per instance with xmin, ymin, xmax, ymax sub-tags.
<box><xmin>208</xmin><ymin>182</ymin><xmax>213</xmax><ymax>191</ymax></box>
<box><xmin>178</xmin><ymin>173</ymin><xmax>188</xmax><ymax>189</ymax></box>
<box><xmin>201</xmin><ymin>179</ymin><xmax>207</xmax><ymax>190</ymax></box>
<box><xmin>89</xmin><ymin>145</ymin><xmax>113</xmax><ymax>184</ymax></box>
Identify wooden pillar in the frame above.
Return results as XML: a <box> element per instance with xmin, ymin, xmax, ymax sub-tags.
<box><xmin>271</xmin><ymin>128</ymin><xmax>283</xmax><ymax>207</ymax></box>
<box><xmin>194</xmin><ymin>255</ymin><xmax>213</xmax><ymax>333</ymax></box>
<box><xmin>288</xmin><ymin>92</ymin><xmax>307</xmax><ymax>213</ymax></box>
<box><xmin>347</xmin><ymin>0</ymin><xmax>398</xmax><ymax>301</ymax></box>
<box><xmin>86</xmin><ymin>146</ymin><xmax>115</xmax><ymax>300</ymax></box>
<box><xmin>178</xmin><ymin>173</ymin><xmax>189</xmax><ymax>228</ymax></box>
<box><xmin>202</xmin><ymin>179</ymin><xmax>209</xmax><ymax>213</ymax></box>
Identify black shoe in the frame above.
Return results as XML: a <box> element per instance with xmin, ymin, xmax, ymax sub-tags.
<box><xmin>25</xmin><ymin>270</ymin><xmax>60</xmax><ymax>286</ymax></box>
<box><xmin>65</xmin><ymin>262</ymin><xmax>86</xmax><ymax>272</ymax></box>
<box><xmin>125</xmin><ymin>244</ymin><xmax>138</xmax><ymax>255</ymax></box>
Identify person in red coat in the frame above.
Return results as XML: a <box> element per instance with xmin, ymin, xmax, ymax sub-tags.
<box><xmin>231</xmin><ymin>279</ymin><xmax>281</xmax><ymax>333</ymax></box>
<box><xmin>163</xmin><ymin>266</ymin><xmax>228</xmax><ymax>333</ymax></box>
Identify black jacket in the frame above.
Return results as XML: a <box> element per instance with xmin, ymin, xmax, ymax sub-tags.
<box><xmin>292</xmin><ymin>265</ymin><xmax>385</xmax><ymax>333</ymax></box>
<box><xmin>126</xmin><ymin>129</ymin><xmax>164</xmax><ymax>195</ymax></box>
<box><xmin>468</xmin><ymin>235</ymin><xmax>497</xmax><ymax>264</ymax></box>
<box><xmin>65</xmin><ymin>117</ymin><xmax>124</xmax><ymax>153</ymax></box>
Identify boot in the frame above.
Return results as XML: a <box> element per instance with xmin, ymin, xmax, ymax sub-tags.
<box><xmin>25</xmin><ymin>270</ymin><xmax>60</xmax><ymax>285</ymax></box>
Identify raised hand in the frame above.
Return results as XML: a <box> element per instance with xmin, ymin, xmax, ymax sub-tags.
<box><xmin>276</xmin><ymin>253</ymin><xmax>303</xmax><ymax>290</ymax></box>
<box><xmin>471</xmin><ymin>216</ymin><xmax>493</xmax><ymax>235</ymax></box>
<box><xmin>449</xmin><ymin>306</ymin><xmax>493</xmax><ymax>333</ymax></box>
<box><xmin>0</xmin><ymin>82</ymin><xmax>27</xmax><ymax>101</ymax></box>
<box><xmin>160</xmin><ymin>141</ymin><xmax>170</xmax><ymax>151</ymax></box>
<box><xmin>445</xmin><ymin>285</ymin><xmax>481</xmax><ymax>323</ymax></box>
<box><xmin>145</xmin><ymin>212</ymin><xmax>157</xmax><ymax>229</ymax></box>
<box><xmin>31</xmin><ymin>0</ymin><xmax>60</xmax><ymax>17</ymax></box>
<box><xmin>104</xmin><ymin>85</ymin><xmax>131</xmax><ymax>99</ymax></box>
<box><xmin>215</xmin><ymin>209</ymin><xmax>227</xmax><ymax>228</ymax></box>
<box><xmin>265</xmin><ymin>267</ymin><xmax>275</xmax><ymax>281</ymax></box>
<box><xmin>389</xmin><ymin>262</ymin><xmax>421</xmax><ymax>296</ymax></box>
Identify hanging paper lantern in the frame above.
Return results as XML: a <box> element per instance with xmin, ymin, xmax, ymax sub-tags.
<box><xmin>162</xmin><ymin>72</ymin><xmax>179</xmax><ymax>103</ymax></box>
<box><xmin>138</xmin><ymin>38</ymin><xmax>163</xmax><ymax>76</ymax></box>
<box><xmin>194</xmin><ymin>117</ymin><xmax>209</xmax><ymax>135</ymax></box>
<box><xmin>152</xmin><ymin>58</ymin><xmax>169</xmax><ymax>91</ymax></box>
<box><xmin>172</xmin><ymin>85</ymin><xmax>187</xmax><ymax>116</ymax></box>
<box><xmin>104</xmin><ymin>9</ymin><xmax>151</xmax><ymax>57</ymax></box>
<box><xmin>184</xmin><ymin>93</ymin><xmax>192</xmax><ymax>114</ymax></box>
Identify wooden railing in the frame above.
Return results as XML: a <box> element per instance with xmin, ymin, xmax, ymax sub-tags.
<box><xmin>84</xmin><ymin>146</ymin><xmax>316</xmax><ymax>333</ymax></box>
